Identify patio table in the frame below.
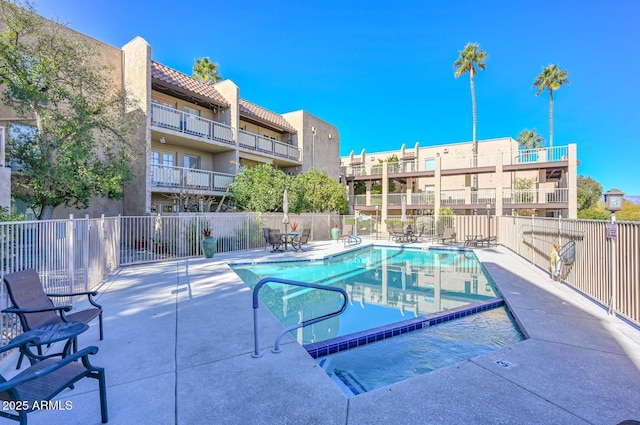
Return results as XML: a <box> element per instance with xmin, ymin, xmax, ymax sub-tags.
<box><xmin>11</xmin><ymin>321</ymin><xmax>89</xmax><ymax>366</ymax></box>
<box><xmin>280</xmin><ymin>232</ymin><xmax>299</xmax><ymax>251</ymax></box>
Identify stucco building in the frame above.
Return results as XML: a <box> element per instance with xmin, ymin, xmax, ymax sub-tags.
<box><xmin>0</xmin><ymin>15</ymin><xmax>339</xmax><ymax>218</ymax></box>
<box><xmin>340</xmin><ymin>137</ymin><xmax>578</xmax><ymax>226</ymax></box>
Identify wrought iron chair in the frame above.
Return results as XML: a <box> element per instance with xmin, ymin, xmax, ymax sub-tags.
<box><xmin>2</xmin><ymin>269</ymin><xmax>104</xmax><ymax>368</ymax></box>
<box><xmin>291</xmin><ymin>229</ymin><xmax>311</xmax><ymax>251</ymax></box>
<box><xmin>0</xmin><ymin>335</ymin><xmax>108</xmax><ymax>424</ymax></box>
<box><xmin>267</xmin><ymin>229</ymin><xmax>284</xmax><ymax>251</ymax></box>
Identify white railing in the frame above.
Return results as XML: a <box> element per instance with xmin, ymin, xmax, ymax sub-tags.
<box><xmin>151</xmin><ymin>103</ymin><xmax>235</xmax><ymax>145</ymax></box>
<box><xmin>351</xmin><ymin>195</ymin><xmax>367</xmax><ymax>206</ymax></box>
<box><xmin>387</xmin><ymin>193</ymin><xmax>404</xmax><ymax>206</ymax></box>
<box><xmin>238</xmin><ymin>129</ymin><xmax>301</xmax><ymax>161</ymax></box>
<box><xmin>473</xmin><ymin>188</ymin><xmax>496</xmax><ymax>205</ymax></box>
<box><xmin>151</xmin><ymin>164</ymin><xmax>235</xmax><ymax>192</ymax></box>
<box><xmin>440</xmin><ymin>153</ymin><xmax>498</xmax><ymax>170</ymax></box>
<box><xmin>506</xmin><ymin>146</ymin><xmax>569</xmax><ymax>165</ymax></box>
<box><xmin>412</xmin><ymin>192</ymin><xmax>435</xmax><ymax>206</ymax></box>
<box><xmin>503</xmin><ymin>188</ymin><xmax>568</xmax><ymax>204</ymax></box>
<box><xmin>387</xmin><ymin>161</ymin><xmax>418</xmax><ymax>174</ymax></box>
<box><xmin>440</xmin><ymin>190</ymin><xmax>466</xmax><ymax>205</ymax></box>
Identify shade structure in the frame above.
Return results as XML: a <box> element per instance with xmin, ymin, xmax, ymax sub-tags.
<box><xmin>401</xmin><ymin>195</ymin><xmax>407</xmax><ymax>222</ymax></box>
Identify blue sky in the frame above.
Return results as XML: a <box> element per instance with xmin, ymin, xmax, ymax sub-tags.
<box><xmin>37</xmin><ymin>0</ymin><xmax>640</xmax><ymax>195</ymax></box>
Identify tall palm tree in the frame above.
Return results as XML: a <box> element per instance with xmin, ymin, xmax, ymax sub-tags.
<box><xmin>454</xmin><ymin>43</ymin><xmax>487</xmax><ymax>194</ymax></box>
<box><xmin>533</xmin><ymin>65</ymin><xmax>569</xmax><ymax>148</ymax></box>
<box><xmin>192</xmin><ymin>57</ymin><xmax>222</xmax><ymax>85</ymax></box>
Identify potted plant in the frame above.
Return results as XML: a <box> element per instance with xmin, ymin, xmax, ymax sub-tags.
<box><xmin>200</xmin><ymin>228</ymin><xmax>216</xmax><ymax>258</ymax></box>
<box><xmin>290</xmin><ymin>222</ymin><xmax>298</xmax><ymax>232</ymax></box>
<box><xmin>331</xmin><ymin>223</ymin><xmax>341</xmax><ymax>240</ymax></box>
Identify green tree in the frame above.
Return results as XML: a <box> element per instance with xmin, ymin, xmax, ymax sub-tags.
<box><xmin>228</xmin><ymin>164</ymin><xmax>288</xmax><ymax>212</ymax></box>
<box><xmin>192</xmin><ymin>57</ymin><xmax>221</xmax><ymax>85</ymax></box>
<box><xmin>533</xmin><ymin>64</ymin><xmax>569</xmax><ymax>148</ymax></box>
<box><xmin>293</xmin><ymin>168</ymin><xmax>348</xmax><ymax>214</ymax></box>
<box><xmin>617</xmin><ymin>200</ymin><xmax>640</xmax><ymax>222</ymax></box>
<box><xmin>516</xmin><ymin>129</ymin><xmax>544</xmax><ymax>150</ymax></box>
<box><xmin>0</xmin><ymin>0</ymin><xmax>138</xmax><ymax>219</ymax></box>
<box><xmin>454</xmin><ymin>42</ymin><xmax>488</xmax><ymax>160</ymax></box>
<box><xmin>577</xmin><ymin>175</ymin><xmax>602</xmax><ymax>212</ymax></box>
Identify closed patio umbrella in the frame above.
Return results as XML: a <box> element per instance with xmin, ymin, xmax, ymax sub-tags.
<box><xmin>401</xmin><ymin>195</ymin><xmax>407</xmax><ymax>223</ymax></box>
<box><xmin>282</xmin><ymin>189</ymin><xmax>290</xmax><ymax>232</ymax></box>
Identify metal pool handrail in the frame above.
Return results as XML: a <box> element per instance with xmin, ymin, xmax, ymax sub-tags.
<box><xmin>251</xmin><ymin>277</ymin><xmax>349</xmax><ymax>358</ymax></box>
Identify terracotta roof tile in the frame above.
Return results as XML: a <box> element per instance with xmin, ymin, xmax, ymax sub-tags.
<box><xmin>239</xmin><ymin>98</ymin><xmax>297</xmax><ymax>133</ymax></box>
<box><xmin>151</xmin><ymin>61</ymin><xmax>229</xmax><ymax>107</ymax></box>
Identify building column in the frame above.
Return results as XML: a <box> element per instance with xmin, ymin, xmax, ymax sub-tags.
<box><xmin>381</xmin><ymin>165</ymin><xmax>389</xmax><ymax>234</ymax></box>
<box><xmin>365</xmin><ymin>181</ymin><xmax>372</xmax><ymax>206</ymax></box>
<box><xmin>434</xmin><ymin>154</ymin><xmax>442</xmax><ymax>220</ymax></box>
<box><xmin>567</xmin><ymin>143</ymin><xmax>578</xmax><ymax>219</ymax></box>
<box><xmin>495</xmin><ymin>151</ymin><xmax>504</xmax><ymax>215</ymax></box>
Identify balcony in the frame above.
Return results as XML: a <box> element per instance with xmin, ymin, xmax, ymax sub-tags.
<box><xmin>151</xmin><ymin>164</ymin><xmax>234</xmax><ymax>192</ymax></box>
<box><xmin>151</xmin><ymin>103</ymin><xmax>235</xmax><ymax>146</ymax></box>
<box><xmin>343</xmin><ymin>145</ymin><xmax>570</xmax><ymax>178</ymax></box>
<box><xmin>238</xmin><ymin>129</ymin><xmax>301</xmax><ymax>162</ymax></box>
<box><xmin>503</xmin><ymin>188</ymin><xmax>568</xmax><ymax>205</ymax></box>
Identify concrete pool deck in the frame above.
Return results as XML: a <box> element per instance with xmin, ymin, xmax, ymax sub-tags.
<box><xmin>5</xmin><ymin>240</ymin><xmax>640</xmax><ymax>424</ymax></box>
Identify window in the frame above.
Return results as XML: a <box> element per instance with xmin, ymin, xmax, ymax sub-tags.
<box><xmin>184</xmin><ymin>154</ymin><xmax>200</xmax><ymax>169</ymax></box>
<box><xmin>8</xmin><ymin>123</ymin><xmax>38</xmax><ymax>171</ymax></box>
<box><xmin>425</xmin><ymin>158</ymin><xmax>435</xmax><ymax>171</ymax></box>
<box><xmin>183</xmin><ymin>106</ymin><xmax>200</xmax><ymax>117</ymax></box>
<box><xmin>151</xmin><ymin>151</ymin><xmax>175</xmax><ymax>166</ymax></box>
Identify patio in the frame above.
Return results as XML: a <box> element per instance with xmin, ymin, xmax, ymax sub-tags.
<box><xmin>3</xmin><ymin>239</ymin><xmax>640</xmax><ymax>424</ymax></box>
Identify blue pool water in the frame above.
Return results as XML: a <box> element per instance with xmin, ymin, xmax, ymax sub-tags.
<box><xmin>231</xmin><ymin>246</ymin><xmax>498</xmax><ymax>345</ymax></box>
<box><xmin>231</xmin><ymin>245</ymin><xmax>524</xmax><ymax>395</ymax></box>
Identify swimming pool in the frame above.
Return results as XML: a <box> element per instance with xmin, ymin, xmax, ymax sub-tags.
<box><xmin>232</xmin><ymin>246</ymin><xmax>497</xmax><ymax>342</ymax></box>
<box><xmin>232</xmin><ymin>245</ymin><xmax>524</xmax><ymax>394</ymax></box>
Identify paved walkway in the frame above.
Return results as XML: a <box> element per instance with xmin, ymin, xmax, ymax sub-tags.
<box><xmin>4</xmin><ymin>240</ymin><xmax>640</xmax><ymax>424</ymax></box>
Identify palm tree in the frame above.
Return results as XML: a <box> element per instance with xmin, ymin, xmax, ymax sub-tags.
<box><xmin>454</xmin><ymin>42</ymin><xmax>487</xmax><ymax>191</ymax></box>
<box><xmin>517</xmin><ymin>129</ymin><xmax>545</xmax><ymax>162</ymax></box>
<box><xmin>454</xmin><ymin>43</ymin><xmax>488</xmax><ymax>153</ymax></box>
<box><xmin>192</xmin><ymin>57</ymin><xmax>222</xmax><ymax>85</ymax></box>
<box><xmin>533</xmin><ymin>65</ymin><xmax>569</xmax><ymax>148</ymax></box>
<box><xmin>517</xmin><ymin>129</ymin><xmax>544</xmax><ymax>149</ymax></box>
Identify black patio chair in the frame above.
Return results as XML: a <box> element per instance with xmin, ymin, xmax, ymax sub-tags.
<box><xmin>0</xmin><ymin>335</ymin><xmax>108</xmax><ymax>424</ymax></box>
<box><xmin>2</xmin><ymin>269</ymin><xmax>104</xmax><ymax>368</ymax></box>
<box><xmin>291</xmin><ymin>229</ymin><xmax>311</xmax><ymax>251</ymax></box>
<box><xmin>267</xmin><ymin>229</ymin><xmax>284</xmax><ymax>251</ymax></box>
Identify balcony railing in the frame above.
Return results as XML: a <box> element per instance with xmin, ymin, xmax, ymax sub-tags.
<box><xmin>440</xmin><ymin>190</ymin><xmax>466</xmax><ymax>205</ymax></box>
<box><xmin>503</xmin><ymin>188</ymin><xmax>568</xmax><ymax>204</ymax></box>
<box><xmin>151</xmin><ymin>164</ymin><xmax>234</xmax><ymax>192</ymax></box>
<box><xmin>506</xmin><ymin>146</ymin><xmax>569</xmax><ymax>165</ymax></box>
<box><xmin>238</xmin><ymin>130</ymin><xmax>301</xmax><ymax>162</ymax></box>
<box><xmin>342</xmin><ymin>145</ymin><xmax>570</xmax><ymax>177</ymax></box>
<box><xmin>151</xmin><ymin>103</ymin><xmax>235</xmax><ymax>145</ymax></box>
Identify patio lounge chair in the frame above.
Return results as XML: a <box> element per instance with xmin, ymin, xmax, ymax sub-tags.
<box><xmin>474</xmin><ymin>235</ymin><xmax>497</xmax><ymax>247</ymax></box>
<box><xmin>291</xmin><ymin>229</ymin><xmax>311</xmax><ymax>251</ymax></box>
<box><xmin>0</xmin><ymin>335</ymin><xmax>108</xmax><ymax>424</ymax></box>
<box><xmin>436</xmin><ymin>228</ymin><xmax>456</xmax><ymax>244</ymax></box>
<box><xmin>2</xmin><ymin>269</ymin><xmax>104</xmax><ymax>368</ymax></box>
